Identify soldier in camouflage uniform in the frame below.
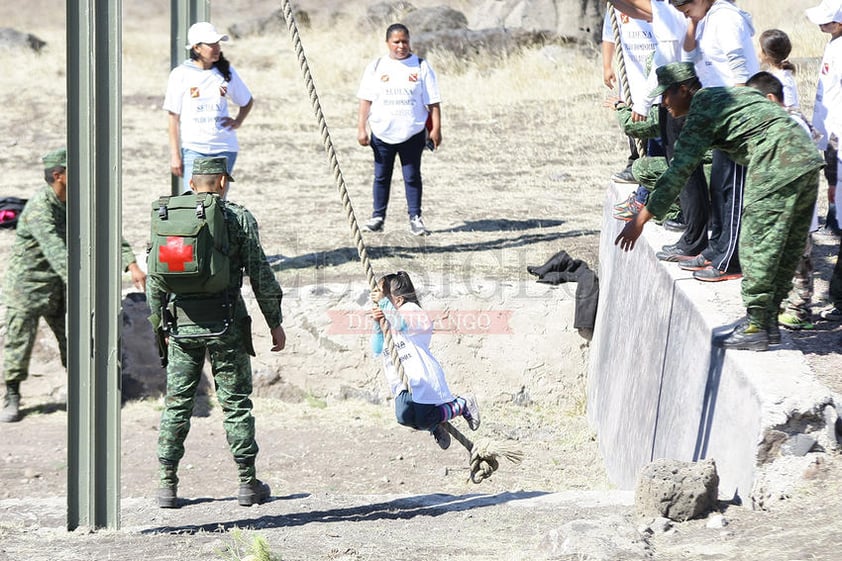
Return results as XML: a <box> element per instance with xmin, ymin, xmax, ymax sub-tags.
<box><xmin>146</xmin><ymin>156</ymin><xmax>286</xmax><ymax>508</ymax></box>
<box><xmin>615</xmin><ymin>63</ymin><xmax>824</xmax><ymax>351</ymax></box>
<box><xmin>0</xmin><ymin>148</ymin><xmax>146</xmax><ymax>423</ymax></box>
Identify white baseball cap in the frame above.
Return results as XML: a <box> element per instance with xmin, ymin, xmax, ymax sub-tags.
<box><xmin>805</xmin><ymin>0</ymin><xmax>842</xmax><ymax>25</ymax></box>
<box><xmin>186</xmin><ymin>22</ymin><xmax>229</xmax><ymax>48</ymax></box>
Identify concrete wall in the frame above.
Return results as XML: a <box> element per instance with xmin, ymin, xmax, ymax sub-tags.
<box><xmin>588</xmin><ymin>183</ymin><xmax>836</xmax><ymax>502</ymax></box>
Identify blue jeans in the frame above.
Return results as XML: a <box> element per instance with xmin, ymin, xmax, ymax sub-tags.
<box><xmin>370</xmin><ymin>131</ymin><xmax>426</xmax><ymax>219</ymax></box>
<box><xmin>182</xmin><ymin>149</ymin><xmax>238</xmax><ymax>193</ymax></box>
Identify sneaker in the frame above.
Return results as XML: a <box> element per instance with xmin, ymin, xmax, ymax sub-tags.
<box><xmin>409</xmin><ymin>215</ymin><xmax>430</xmax><ymax>236</ymax></box>
<box><xmin>611</xmin><ymin>169</ymin><xmax>637</xmax><ymax>184</ymax></box>
<box><xmin>693</xmin><ymin>266</ymin><xmax>742</xmax><ymax>282</ymax></box>
<box><xmin>238</xmin><ymin>479</ymin><xmax>271</xmax><ymax>506</ymax></box>
<box><xmin>662</xmin><ymin>219</ymin><xmax>687</xmax><ymax>232</ymax></box>
<box><xmin>462</xmin><ymin>394</ymin><xmax>481</xmax><ymax>431</ymax></box>
<box><xmin>716</xmin><ymin>318</ymin><xmax>769</xmax><ymax>351</ymax></box>
<box><xmin>613</xmin><ymin>200</ymin><xmax>643</xmax><ymax>221</ymax></box>
<box><xmin>778</xmin><ymin>312</ymin><xmax>814</xmax><ymax>331</ymax></box>
<box><xmin>655</xmin><ymin>244</ymin><xmax>696</xmax><ymax>262</ymax></box>
<box><xmin>0</xmin><ymin>394</ymin><xmax>21</xmax><ymax>423</ymax></box>
<box><xmin>678</xmin><ymin>254</ymin><xmax>712</xmax><ymax>271</ymax></box>
<box><xmin>362</xmin><ymin>216</ymin><xmax>384</xmax><ymax>232</ymax></box>
<box><xmin>431</xmin><ymin>423</ymin><xmax>451</xmax><ymax>450</ymax></box>
<box><xmin>819</xmin><ymin>306</ymin><xmax>842</xmax><ymax>321</ymax></box>
<box><xmin>613</xmin><ymin>192</ymin><xmax>636</xmax><ymax>211</ymax></box>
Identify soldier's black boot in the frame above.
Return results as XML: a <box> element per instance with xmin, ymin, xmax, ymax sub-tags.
<box><xmin>718</xmin><ymin>309</ymin><xmax>769</xmax><ymax>351</ymax></box>
<box><xmin>237</xmin><ymin>461</ymin><xmax>271</xmax><ymax>506</ymax></box>
<box><xmin>0</xmin><ymin>383</ymin><xmax>21</xmax><ymax>423</ymax></box>
<box><xmin>157</xmin><ymin>462</ymin><xmax>179</xmax><ymax>508</ymax></box>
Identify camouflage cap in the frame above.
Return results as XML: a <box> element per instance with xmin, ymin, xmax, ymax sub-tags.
<box><xmin>649</xmin><ymin>62</ymin><xmax>698</xmax><ymax>98</ymax></box>
<box><xmin>192</xmin><ymin>156</ymin><xmax>235</xmax><ymax>181</ymax></box>
<box><xmin>42</xmin><ymin>148</ymin><xmax>67</xmax><ymax>169</ymax></box>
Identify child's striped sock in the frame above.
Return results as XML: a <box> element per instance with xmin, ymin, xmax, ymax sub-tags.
<box><xmin>438</xmin><ymin>397</ymin><xmax>467</xmax><ymax>422</ymax></box>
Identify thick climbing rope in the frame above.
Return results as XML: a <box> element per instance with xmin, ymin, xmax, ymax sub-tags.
<box><xmin>608</xmin><ymin>4</ymin><xmax>646</xmax><ymax>157</ymax></box>
<box><xmin>279</xmin><ymin>1</ymin><xmax>523</xmax><ymax>483</ymax></box>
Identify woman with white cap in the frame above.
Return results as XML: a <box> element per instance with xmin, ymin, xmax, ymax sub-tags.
<box><xmin>163</xmin><ymin>22</ymin><xmax>254</xmax><ymax>192</ymax></box>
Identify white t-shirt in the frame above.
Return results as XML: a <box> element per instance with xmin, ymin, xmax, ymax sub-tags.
<box><xmin>163</xmin><ymin>60</ymin><xmax>253</xmax><ymax>153</ymax></box>
<box><xmin>640</xmin><ymin>0</ymin><xmax>688</xmax><ymax>115</ymax></box>
<box><xmin>601</xmin><ymin>9</ymin><xmax>657</xmax><ymax>113</ymax></box>
<box><xmin>684</xmin><ymin>0</ymin><xmax>759</xmax><ymax>87</ymax></box>
<box><xmin>771</xmin><ymin>67</ymin><xmax>800</xmax><ymax>110</ymax></box>
<box><xmin>380</xmin><ymin>302</ymin><xmax>454</xmax><ymax>405</ymax></box>
<box><xmin>357</xmin><ymin>54</ymin><xmax>441</xmax><ymax>144</ymax></box>
<box><xmin>812</xmin><ymin>36</ymin><xmax>842</xmax><ymax>151</ymax></box>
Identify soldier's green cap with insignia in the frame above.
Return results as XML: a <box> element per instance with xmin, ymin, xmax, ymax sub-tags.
<box><xmin>42</xmin><ymin>148</ymin><xmax>67</xmax><ymax>169</ymax></box>
<box><xmin>649</xmin><ymin>62</ymin><xmax>698</xmax><ymax>97</ymax></box>
<box><xmin>192</xmin><ymin>156</ymin><xmax>234</xmax><ymax>181</ymax></box>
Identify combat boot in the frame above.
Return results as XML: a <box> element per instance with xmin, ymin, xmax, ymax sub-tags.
<box><xmin>157</xmin><ymin>463</ymin><xmax>179</xmax><ymax>509</ymax></box>
<box><xmin>238</xmin><ymin>479</ymin><xmax>271</xmax><ymax>506</ymax></box>
<box><xmin>236</xmin><ymin>460</ymin><xmax>271</xmax><ymax>506</ymax></box>
<box><xmin>0</xmin><ymin>393</ymin><xmax>21</xmax><ymax>423</ymax></box>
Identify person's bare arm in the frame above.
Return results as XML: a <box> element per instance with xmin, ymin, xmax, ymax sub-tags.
<box><xmin>602</xmin><ymin>41</ymin><xmax>617</xmax><ymax>89</ymax></box>
<box><xmin>167</xmin><ymin>111</ymin><xmax>182</xmax><ymax>177</ymax></box>
<box><xmin>357</xmin><ymin>99</ymin><xmax>372</xmax><ymax>146</ymax></box>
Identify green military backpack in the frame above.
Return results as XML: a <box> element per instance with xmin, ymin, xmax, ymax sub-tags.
<box><xmin>148</xmin><ymin>192</ymin><xmax>230</xmax><ymax>295</ymax></box>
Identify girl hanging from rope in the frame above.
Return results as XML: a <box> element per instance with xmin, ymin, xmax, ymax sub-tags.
<box><xmin>369</xmin><ymin>271</ymin><xmax>479</xmax><ymax>450</ymax></box>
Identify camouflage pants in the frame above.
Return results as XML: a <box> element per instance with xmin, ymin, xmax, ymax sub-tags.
<box><xmin>3</xmin><ymin>304</ymin><xmax>66</xmax><ymax>385</ymax></box>
<box><xmin>739</xmin><ymin>170</ymin><xmax>820</xmax><ymax>321</ymax></box>
<box><xmin>781</xmin><ymin>235</ymin><xmax>814</xmax><ymax>320</ymax></box>
<box><xmin>632</xmin><ymin>156</ymin><xmax>683</xmax><ymax>222</ymax></box>
<box><xmin>157</xmin><ymin>318</ymin><xmax>258</xmax><ymax>467</ymax></box>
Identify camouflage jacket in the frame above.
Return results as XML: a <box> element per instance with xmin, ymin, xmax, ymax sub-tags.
<box><xmin>146</xmin><ymin>197</ymin><xmax>283</xmax><ymax>331</ymax></box>
<box><xmin>647</xmin><ymin>87</ymin><xmax>825</xmax><ymax>218</ymax></box>
<box><xmin>2</xmin><ymin>185</ymin><xmax>137</xmax><ymax>309</ymax></box>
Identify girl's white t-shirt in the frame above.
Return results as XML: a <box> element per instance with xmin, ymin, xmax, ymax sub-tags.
<box><xmin>163</xmin><ymin>60</ymin><xmax>252</xmax><ymax>153</ymax></box>
<box><xmin>357</xmin><ymin>54</ymin><xmax>441</xmax><ymax>144</ymax></box>
<box><xmin>684</xmin><ymin>0</ymin><xmax>759</xmax><ymax>87</ymax></box>
<box><xmin>380</xmin><ymin>302</ymin><xmax>454</xmax><ymax>405</ymax></box>
<box><xmin>812</xmin><ymin>36</ymin><xmax>842</xmax><ymax>151</ymax></box>
<box><xmin>602</xmin><ymin>9</ymin><xmax>657</xmax><ymax>112</ymax></box>
<box><xmin>771</xmin><ymin>67</ymin><xmax>800</xmax><ymax>110</ymax></box>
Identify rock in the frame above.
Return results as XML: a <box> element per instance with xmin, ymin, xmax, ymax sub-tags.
<box><xmin>228</xmin><ymin>8</ymin><xmax>310</xmax><ymax>39</ymax></box>
<box><xmin>539</xmin><ymin>515</ymin><xmax>650</xmax><ymax>560</ymax></box>
<box><xmin>120</xmin><ymin>292</ymin><xmax>167</xmax><ymax>401</ymax></box>
<box><xmin>412</xmin><ymin>27</ymin><xmax>558</xmax><ymax>63</ymax></box>
<box><xmin>358</xmin><ymin>2</ymin><xmax>417</xmax><ymax>31</ymax></box>
<box><xmin>706</xmin><ymin>513</ymin><xmax>728</xmax><ymax>529</ymax></box>
<box><xmin>781</xmin><ymin>433</ymin><xmax>816</xmax><ymax>457</ymax></box>
<box><xmin>0</xmin><ymin>28</ymin><xmax>46</xmax><ymax>52</ymax></box>
<box><xmin>470</xmin><ymin>0</ymin><xmax>604</xmax><ymax>44</ymax></box>
<box><xmin>403</xmin><ymin>6</ymin><xmax>468</xmax><ymax>33</ymax></box>
<box><xmin>635</xmin><ymin>458</ymin><xmax>719</xmax><ymax>522</ymax></box>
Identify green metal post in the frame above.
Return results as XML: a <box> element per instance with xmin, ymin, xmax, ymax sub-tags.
<box><xmin>170</xmin><ymin>0</ymin><xmax>211</xmax><ymax>195</ymax></box>
<box><xmin>66</xmin><ymin>0</ymin><xmax>122</xmax><ymax>530</ymax></box>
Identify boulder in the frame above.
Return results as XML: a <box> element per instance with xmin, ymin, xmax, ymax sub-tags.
<box><xmin>412</xmin><ymin>27</ymin><xmax>557</xmax><ymax>61</ymax></box>
<box><xmin>228</xmin><ymin>8</ymin><xmax>311</xmax><ymax>39</ymax></box>
<box><xmin>358</xmin><ymin>1</ymin><xmax>418</xmax><ymax>31</ymax></box>
<box><xmin>635</xmin><ymin>458</ymin><xmax>719</xmax><ymax>522</ymax></box>
<box><xmin>0</xmin><ymin>28</ymin><xmax>46</xmax><ymax>52</ymax></box>
<box><xmin>470</xmin><ymin>0</ymin><xmax>604</xmax><ymax>43</ymax></box>
<box><xmin>403</xmin><ymin>6</ymin><xmax>469</xmax><ymax>33</ymax></box>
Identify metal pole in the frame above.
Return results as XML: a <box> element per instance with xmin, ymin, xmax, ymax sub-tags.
<box><xmin>66</xmin><ymin>0</ymin><xmax>122</xmax><ymax>530</ymax></box>
<box><xmin>170</xmin><ymin>0</ymin><xmax>211</xmax><ymax>195</ymax></box>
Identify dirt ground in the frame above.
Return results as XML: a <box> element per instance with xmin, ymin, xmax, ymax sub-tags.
<box><xmin>2</xmin><ymin>1</ymin><xmax>842</xmax><ymax>560</ymax></box>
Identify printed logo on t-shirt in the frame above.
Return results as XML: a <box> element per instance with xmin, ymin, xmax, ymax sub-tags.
<box><xmin>408</xmin><ymin>73</ymin><xmax>419</xmax><ymax>82</ymax></box>
<box><xmin>190</xmin><ymin>87</ymin><xmax>200</xmax><ymax>98</ymax></box>
<box><xmin>380</xmin><ymin>74</ymin><xmax>390</xmax><ymax>82</ymax></box>
<box><xmin>219</xmin><ymin>84</ymin><xmax>228</xmax><ymax>97</ymax></box>
<box><xmin>620</xmin><ymin>13</ymin><xmax>630</xmax><ymax>24</ymax></box>
<box><xmin>822</xmin><ymin>63</ymin><xmax>830</xmax><ymax>75</ymax></box>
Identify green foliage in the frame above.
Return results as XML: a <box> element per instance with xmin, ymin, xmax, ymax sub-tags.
<box><xmin>215</xmin><ymin>529</ymin><xmax>281</xmax><ymax>561</ymax></box>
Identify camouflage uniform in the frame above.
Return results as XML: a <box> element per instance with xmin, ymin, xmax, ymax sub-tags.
<box><xmin>647</xmin><ymin>86</ymin><xmax>824</xmax><ymax>327</ymax></box>
<box><xmin>2</xmin><ymin>185</ymin><xmax>137</xmax><ymax>386</ymax></box>
<box><xmin>146</xmin><ymin>195</ymin><xmax>283</xmax><ymax>484</ymax></box>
